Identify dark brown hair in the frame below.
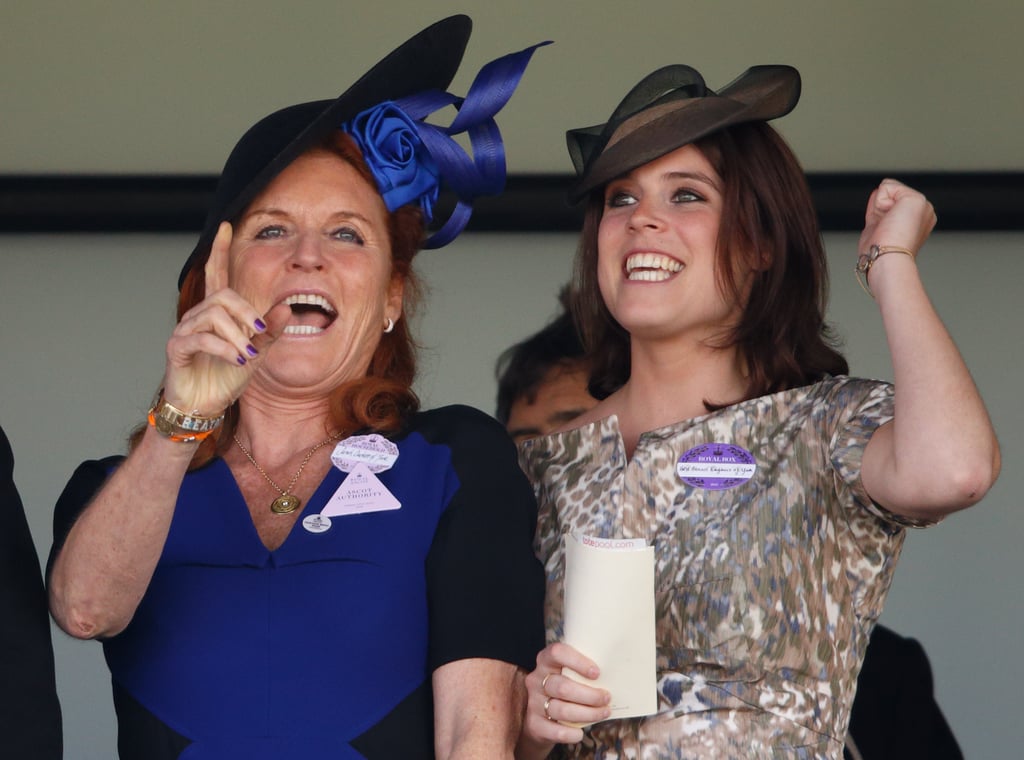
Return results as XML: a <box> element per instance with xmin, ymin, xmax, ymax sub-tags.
<box><xmin>494</xmin><ymin>286</ymin><xmax>588</xmax><ymax>425</ymax></box>
<box><xmin>572</xmin><ymin>120</ymin><xmax>848</xmax><ymax>403</ymax></box>
<box><xmin>140</xmin><ymin>131</ymin><xmax>424</xmax><ymax>468</ymax></box>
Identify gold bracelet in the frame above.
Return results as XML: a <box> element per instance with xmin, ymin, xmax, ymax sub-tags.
<box><xmin>855</xmin><ymin>244</ymin><xmax>916</xmax><ymax>298</ymax></box>
<box><xmin>147</xmin><ymin>392</ymin><xmax>224</xmax><ymax>443</ymax></box>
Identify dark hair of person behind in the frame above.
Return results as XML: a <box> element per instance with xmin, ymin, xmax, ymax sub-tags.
<box><xmin>494</xmin><ymin>288</ymin><xmax>587</xmax><ymax>425</ymax></box>
<box><xmin>572</xmin><ymin>120</ymin><xmax>849</xmax><ymax>403</ymax></box>
<box><xmin>137</xmin><ymin>131</ymin><xmax>425</xmax><ymax>468</ymax></box>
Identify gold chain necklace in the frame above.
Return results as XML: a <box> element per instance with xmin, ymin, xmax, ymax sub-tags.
<box><xmin>233</xmin><ymin>432</ymin><xmax>341</xmax><ymax>514</ymax></box>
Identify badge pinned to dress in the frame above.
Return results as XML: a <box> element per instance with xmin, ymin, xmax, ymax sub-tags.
<box><xmin>302</xmin><ymin>514</ymin><xmax>333</xmax><ymax>533</ymax></box>
<box><xmin>323</xmin><ymin>434</ymin><xmax>402</xmax><ymax>517</ymax></box>
<box><xmin>676</xmin><ymin>442</ymin><xmax>757</xmax><ymax>490</ymax></box>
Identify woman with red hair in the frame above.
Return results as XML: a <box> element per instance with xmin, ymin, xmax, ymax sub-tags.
<box><xmin>47</xmin><ymin>16</ymin><xmax>546</xmax><ymax>760</ymax></box>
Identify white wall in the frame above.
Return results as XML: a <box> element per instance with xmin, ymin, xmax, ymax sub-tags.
<box><xmin>0</xmin><ymin>229</ymin><xmax>1021</xmax><ymax>758</ymax></box>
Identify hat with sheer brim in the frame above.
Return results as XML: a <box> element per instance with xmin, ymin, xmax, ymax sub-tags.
<box><xmin>566</xmin><ymin>64</ymin><xmax>801</xmax><ymax>203</ymax></box>
<box><xmin>179</xmin><ymin>15</ymin><xmax>472</xmax><ymax>287</ymax></box>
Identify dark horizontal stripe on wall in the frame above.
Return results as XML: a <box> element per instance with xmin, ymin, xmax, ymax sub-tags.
<box><xmin>1</xmin><ymin>172</ymin><xmax>1021</xmax><ymax>234</ymax></box>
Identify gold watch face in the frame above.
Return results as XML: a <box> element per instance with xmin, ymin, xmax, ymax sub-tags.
<box><xmin>155</xmin><ymin>416</ymin><xmax>175</xmax><ymax>436</ymax></box>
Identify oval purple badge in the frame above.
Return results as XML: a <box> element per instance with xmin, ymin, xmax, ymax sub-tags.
<box><xmin>676</xmin><ymin>443</ymin><xmax>757</xmax><ymax>490</ymax></box>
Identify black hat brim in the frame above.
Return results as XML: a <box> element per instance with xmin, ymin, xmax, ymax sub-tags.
<box><xmin>180</xmin><ymin>14</ymin><xmax>473</xmax><ymax>287</ymax></box>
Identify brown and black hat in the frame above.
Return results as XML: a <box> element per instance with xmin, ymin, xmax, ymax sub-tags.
<box><xmin>566</xmin><ymin>64</ymin><xmax>801</xmax><ymax>203</ymax></box>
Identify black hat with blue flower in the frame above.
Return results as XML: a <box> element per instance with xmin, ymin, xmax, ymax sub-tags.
<box><xmin>179</xmin><ymin>14</ymin><xmax>546</xmax><ymax>287</ymax></box>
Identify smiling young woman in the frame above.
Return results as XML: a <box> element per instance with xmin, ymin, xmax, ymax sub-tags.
<box><xmin>576</xmin><ymin>122</ymin><xmax>847</xmax><ymax>408</ymax></box>
<box><xmin>515</xmin><ymin>64</ymin><xmax>999</xmax><ymax>760</ymax></box>
<box><xmin>596</xmin><ymin>145</ymin><xmax>731</xmax><ymax>349</ymax></box>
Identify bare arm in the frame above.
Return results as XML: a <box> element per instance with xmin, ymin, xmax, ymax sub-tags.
<box><xmin>858</xmin><ymin>180</ymin><xmax>1000</xmax><ymax>520</ymax></box>
<box><xmin>49</xmin><ymin>429</ymin><xmax>196</xmax><ymax>638</ymax></box>
<box><xmin>49</xmin><ymin>223</ymin><xmax>285</xmax><ymax>638</ymax></box>
<box><xmin>432</xmin><ymin>658</ymin><xmax>527</xmax><ymax>760</ymax></box>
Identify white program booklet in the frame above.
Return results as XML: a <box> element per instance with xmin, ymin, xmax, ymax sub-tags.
<box><xmin>562</xmin><ymin>533</ymin><xmax>658</xmax><ymax>723</ymax></box>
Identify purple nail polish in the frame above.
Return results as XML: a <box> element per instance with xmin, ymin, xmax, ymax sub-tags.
<box><xmin>254</xmin><ymin>318</ymin><xmax>267</xmax><ymax>332</ymax></box>
<box><xmin>246</xmin><ymin>344</ymin><xmax>258</xmax><ymax>357</ymax></box>
<box><xmin>236</xmin><ymin>355</ymin><xmax>247</xmax><ymax>366</ymax></box>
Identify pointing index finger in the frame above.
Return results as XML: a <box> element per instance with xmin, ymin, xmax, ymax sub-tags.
<box><xmin>204</xmin><ymin>221</ymin><xmax>233</xmax><ymax>296</ymax></box>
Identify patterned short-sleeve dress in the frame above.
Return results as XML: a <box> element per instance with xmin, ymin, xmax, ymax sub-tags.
<box><xmin>519</xmin><ymin>376</ymin><xmax>930</xmax><ymax>760</ymax></box>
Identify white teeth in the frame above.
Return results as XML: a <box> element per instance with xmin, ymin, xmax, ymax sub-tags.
<box><xmin>625</xmin><ymin>253</ymin><xmax>683</xmax><ymax>275</ymax></box>
<box><xmin>282</xmin><ymin>293</ymin><xmax>337</xmax><ymax>313</ymax></box>
<box><xmin>628</xmin><ymin>269</ymin><xmax>673</xmax><ymax>282</ymax></box>
<box><xmin>283</xmin><ymin>324</ymin><xmax>325</xmax><ymax>335</ymax></box>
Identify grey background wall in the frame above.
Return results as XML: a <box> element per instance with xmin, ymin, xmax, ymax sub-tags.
<box><xmin>4</xmin><ymin>1</ymin><xmax>1022</xmax><ymax>174</ymax></box>
<box><xmin>3</xmin><ymin>1</ymin><xmax>1021</xmax><ymax>758</ymax></box>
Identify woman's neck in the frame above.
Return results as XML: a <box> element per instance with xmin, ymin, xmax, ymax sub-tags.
<box><xmin>233</xmin><ymin>385</ymin><xmax>336</xmax><ymax>466</ymax></box>
<box><xmin>611</xmin><ymin>338</ymin><xmax>748</xmax><ymax>457</ymax></box>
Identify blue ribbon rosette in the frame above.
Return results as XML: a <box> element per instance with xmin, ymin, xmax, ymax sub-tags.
<box><xmin>344</xmin><ymin>41</ymin><xmax>549</xmax><ymax>248</ymax></box>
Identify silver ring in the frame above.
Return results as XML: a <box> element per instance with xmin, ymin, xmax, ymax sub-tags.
<box><xmin>541</xmin><ymin>673</ymin><xmax>552</xmax><ymax>694</ymax></box>
<box><xmin>543</xmin><ymin>697</ymin><xmax>554</xmax><ymax>721</ymax></box>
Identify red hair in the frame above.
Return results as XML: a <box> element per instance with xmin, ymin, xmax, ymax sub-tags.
<box><xmin>145</xmin><ymin>131</ymin><xmax>425</xmax><ymax>468</ymax></box>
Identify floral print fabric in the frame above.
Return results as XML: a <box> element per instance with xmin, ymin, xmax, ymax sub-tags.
<box><xmin>520</xmin><ymin>377</ymin><xmax>924</xmax><ymax>759</ymax></box>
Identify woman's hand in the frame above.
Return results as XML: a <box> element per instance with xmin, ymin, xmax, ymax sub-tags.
<box><xmin>857</xmin><ymin>179</ymin><xmax>937</xmax><ymax>264</ymax></box>
<box><xmin>517</xmin><ymin>642</ymin><xmax>611</xmax><ymax>758</ymax></box>
<box><xmin>163</xmin><ymin>222</ymin><xmax>289</xmax><ymax>414</ymax></box>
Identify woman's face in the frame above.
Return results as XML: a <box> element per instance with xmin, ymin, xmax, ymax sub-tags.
<box><xmin>596</xmin><ymin>143</ymin><xmax>741</xmax><ymax>343</ymax></box>
<box><xmin>228</xmin><ymin>149</ymin><xmax>402</xmax><ymax>394</ymax></box>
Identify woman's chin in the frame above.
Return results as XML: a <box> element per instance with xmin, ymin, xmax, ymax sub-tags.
<box><xmin>256</xmin><ymin>342</ymin><xmax>370</xmax><ymax>395</ymax></box>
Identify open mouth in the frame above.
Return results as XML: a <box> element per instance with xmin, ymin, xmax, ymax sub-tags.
<box><xmin>281</xmin><ymin>293</ymin><xmax>338</xmax><ymax>335</ymax></box>
<box><xmin>625</xmin><ymin>253</ymin><xmax>683</xmax><ymax>282</ymax></box>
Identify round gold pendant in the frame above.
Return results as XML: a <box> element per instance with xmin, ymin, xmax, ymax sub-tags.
<box><xmin>270</xmin><ymin>494</ymin><xmax>301</xmax><ymax>514</ymax></box>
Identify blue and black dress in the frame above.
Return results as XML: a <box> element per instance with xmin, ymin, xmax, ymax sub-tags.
<box><xmin>51</xmin><ymin>405</ymin><xmax>545</xmax><ymax>760</ymax></box>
